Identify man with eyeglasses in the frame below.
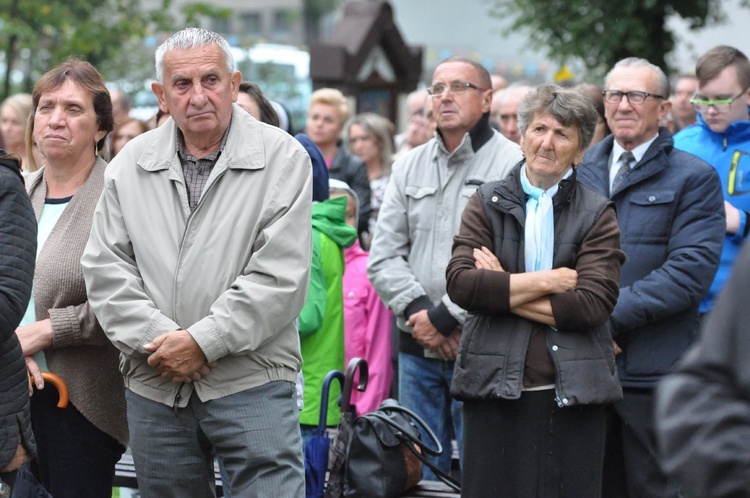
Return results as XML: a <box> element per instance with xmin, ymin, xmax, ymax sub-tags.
<box><xmin>673</xmin><ymin>46</ymin><xmax>750</xmax><ymax>323</ymax></box>
<box><xmin>577</xmin><ymin>57</ymin><xmax>725</xmax><ymax>498</ymax></box>
<box><xmin>368</xmin><ymin>56</ymin><xmax>521</xmax><ymax>480</ymax></box>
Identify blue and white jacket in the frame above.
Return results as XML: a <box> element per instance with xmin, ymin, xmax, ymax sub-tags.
<box><xmin>674</xmin><ymin>113</ymin><xmax>750</xmax><ymax>313</ymax></box>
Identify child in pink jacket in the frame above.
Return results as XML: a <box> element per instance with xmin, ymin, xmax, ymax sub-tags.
<box><xmin>330</xmin><ymin>180</ymin><xmax>393</xmax><ymax>415</ymax></box>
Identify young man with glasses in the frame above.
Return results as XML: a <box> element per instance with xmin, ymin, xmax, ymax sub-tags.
<box><xmin>577</xmin><ymin>57</ymin><xmax>725</xmax><ymax>498</ymax></box>
<box><xmin>368</xmin><ymin>56</ymin><xmax>521</xmax><ymax>480</ymax></box>
<box><xmin>674</xmin><ymin>45</ymin><xmax>750</xmax><ymax>319</ymax></box>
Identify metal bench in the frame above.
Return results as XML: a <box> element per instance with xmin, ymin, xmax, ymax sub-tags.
<box><xmin>403</xmin><ymin>480</ymin><xmax>460</xmax><ymax>497</ymax></box>
<box><xmin>113</xmin><ymin>454</ymin><xmax>459</xmax><ymax>497</ymax></box>
<box><xmin>114</xmin><ymin>453</ymin><xmax>225</xmax><ymax>497</ymax></box>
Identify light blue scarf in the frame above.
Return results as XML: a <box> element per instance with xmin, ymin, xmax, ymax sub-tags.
<box><xmin>520</xmin><ymin>165</ymin><xmax>570</xmax><ymax>272</ymax></box>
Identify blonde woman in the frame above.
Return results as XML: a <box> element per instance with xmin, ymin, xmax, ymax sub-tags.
<box><xmin>1</xmin><ymin>93</ymin><xmax>36</xmax><ymax>172</ymax></box>
<box><xmin>306</xmin><ymin>88</ymin><xmax>371</xmax><ymax>235</ymax></box>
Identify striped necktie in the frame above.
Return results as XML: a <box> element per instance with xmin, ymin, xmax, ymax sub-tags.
<box><xmin>612</xmin><ymin>151</ymin><xmax>635</xmax><ymax>192</ymax></box>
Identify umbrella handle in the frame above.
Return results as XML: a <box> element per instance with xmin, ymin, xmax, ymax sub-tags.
<box><xmin>341</xmin><ymin>357</ymin><xmax>368</xmax><ymax>413</ymax></box>
<box><xmin>38</xmin><ymin>372</ymin><xmax>69</xmax><ymax>408</ymax></box>
<box><xmin>319</xmin><ymin>370</ymin><xmax>345</xmax><ymax>430</ymax></box>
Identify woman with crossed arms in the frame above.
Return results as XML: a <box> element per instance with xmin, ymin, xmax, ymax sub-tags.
<box><xmin>447</xmin><ymin>84</ymin><xmax>625</xmax><ymax>497</ymax></box>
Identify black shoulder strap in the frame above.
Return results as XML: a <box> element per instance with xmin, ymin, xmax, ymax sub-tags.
<box><xmin>367</xmin><ymin>406</ymin><xmax>461</xmax><ymax>492</ymax></box>
<box><xmin>401</xmin><ymin>436</ymin><xmax>461</xmax><ymax>492</ymax></box>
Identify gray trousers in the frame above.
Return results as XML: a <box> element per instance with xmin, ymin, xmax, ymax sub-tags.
<box><xmin>126</xmin><ymin>381</ymin><xmax>304</xmax><ymax>498</ymax></box>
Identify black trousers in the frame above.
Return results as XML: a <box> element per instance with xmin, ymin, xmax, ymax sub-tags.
<box><xmin>30</xmin><ymin>385</ymin><xmax>125</xmax><ymax>498</ymax></box>
<box><xmin>462</xmin><ymin>390</ymin><xmax>606</xmax><ymax>498</ymax></box>
<box><xmin>602</xmin><ymin>388</ymin><xmax>680</xmax><ymax>498</ymax></box>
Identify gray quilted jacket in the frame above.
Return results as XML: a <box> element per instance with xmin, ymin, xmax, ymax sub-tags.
<box><xmin>0</xmin><ymin>153</ymin><xmax>36</xmax><ymax>468</ymax></box>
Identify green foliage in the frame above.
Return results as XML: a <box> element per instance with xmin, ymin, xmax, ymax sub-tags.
<box><xmin>99</xmin><ymin>4</ymin><xmax>231</xmax><ymax>90</ymax></box>
<box><xmin>488</xmin><ymin>0</ymin><xmax>728</xmax><ymax>79</ymax></box>
<box><xmin>181</xmin><ymin>3</ymin><xmax>232</xmax><ymax>25</ymax></box>
<box><xmin>247</xmin><ymin>60</ymin><xmax>303</xmax><ymax>102</ymax></box>
<box><xmin>306</xmin><ymin>0</ymin><xmax>342</xmax><ymax>18</ymax></box>
<box><xmin>0</xmin><ymin>0</ymin><xmax>178</xmax><ymax>99</ymax></box>
<box><xmin>302</xmin><ymin>0</ymin><xmax>343</xmax><ymax>43</ymax></box>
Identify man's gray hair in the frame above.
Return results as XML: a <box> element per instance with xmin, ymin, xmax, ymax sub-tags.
<box><xmin>155</xmin><ymin>28</ymin><xmax>235</xmax><ymax>82</ymax></box>
<box><xmin>517</xmin><ymin>83</ymin><xmax>598</xmax><ymax>153</ymax></box>
<box><xmin>605</xmin><ymin>57</ymin><xmax>670</xmax><ymax>98</ymax></box>
<box><xmin>435</xmin><ymin>56</ymin><xmax>492</xmax><ymax>90</ymax></box>
<box><xmin>496</xmin><ymin>82</ymin><xmax>533</xmax><ymax>106</ymax></box>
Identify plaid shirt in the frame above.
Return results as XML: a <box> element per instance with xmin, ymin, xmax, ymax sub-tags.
<box><xmin>176</xmin><ymin>125</ymin><xmax>231</xmax><ymax>211</ymax></box>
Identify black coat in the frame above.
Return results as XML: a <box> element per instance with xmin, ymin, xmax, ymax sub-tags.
<box><xmin>656</xmin><ymin>242</ymin><xmax>750</xmax><ymax>498</ymax></box>
<box><xmin>0</xmin><ymin>153</ymin><xmax>37</xmax><ymax>468</ymax></box>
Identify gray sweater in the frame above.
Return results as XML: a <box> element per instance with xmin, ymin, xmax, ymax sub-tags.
<box><xmin>26</xmin><ymin>159</ymin><xmax>128</xmax><ymax>446</ymax></box>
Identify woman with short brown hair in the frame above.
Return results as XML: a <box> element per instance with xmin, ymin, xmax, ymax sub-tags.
<box><xmin>16</xmin><ymin>58</ymin><xmax>127</xmax><ymax>498</ymax></box>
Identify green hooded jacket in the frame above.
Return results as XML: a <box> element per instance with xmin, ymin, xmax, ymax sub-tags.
<box><xmin>299</xmin><ymin>196</ymin><xmax>358</xmax><ymax>426</ymax></box>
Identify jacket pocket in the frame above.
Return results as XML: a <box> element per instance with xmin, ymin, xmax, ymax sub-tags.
<box><xmin>457</xmin><ymin>314</ymin><xmax>478</xmax><ymax>369</ymax></box>
<box><xmin>595</xmin><ymin>324</ymin><xmax>617</xmax><ymax>375</ymax></box>
<box><xmin>404</xmin><ymin>185</ymin><xmax>437</xmax><ymax>232</ymax></box>
<box><xmin>624</xmin><ymin>191</ymin><xmax>676</xmax><ymax>244</ymax></box>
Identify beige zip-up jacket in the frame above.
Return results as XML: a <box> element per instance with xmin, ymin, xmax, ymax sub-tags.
<box><xmin>367</xmin><ymin>116</ymin><xmax>522</xmax><ymax>357</ymax></box>
<box><xmin>82</xmin><ymin>106</ymin><xmax>312</xmax><ymax>408</ymax></box>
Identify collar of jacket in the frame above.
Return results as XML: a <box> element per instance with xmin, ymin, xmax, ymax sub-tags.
<box><xmin>137</xmin><ymin>105</ymin><xmax>268</xmax><ymax>173</ymax></box>
<box><xmin>312</xmin><ymin>196</ymin><xmax>358</xmax><ymax>248</ymax></box>
<box><xmin>642</xmin><ymin>127</ymin><xmax>674</xmax><ymax>163</ymax></box>
<box><xmin>590</xmin><ymin>127</ymin><xmax>675</xmax><ymax>194</ymax></box>
<box><xmin>436</xmin><ymin>111</ymin><xmax>495</xmax><ymax>153</ymax></box>
<box><xmin>489</xmin><ymin>159</ymin><xmax>579</xmax><ymax>227</ymax></box>
<box><xmin>599</xmin><ymin>127</ymin><xmax>675</xmax><ymax>168</ymax></box>
<box><xmin>693</xmin><ymin>108</ymin><xmax>750</xmax><ymax>140</ymax></box>
<box><xmin>494</xmin><ymin>160</ymin><xmax>578</xmax><ymax>205</ymax></box>
<box><xmin>0</xmin><ymin>152</ymin><xmax>23</xmax><ymax>184</ymax></box>
<box><xmin>26</xmin><ymin>158</ymin><xmax>107</xmax><ymax>219</ymax></box>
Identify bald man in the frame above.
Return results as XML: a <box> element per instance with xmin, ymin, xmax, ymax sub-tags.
<box><xmin>496</xmin><ymin>84</ymin><xmax>533</xmax><ymax>143</ymax></box>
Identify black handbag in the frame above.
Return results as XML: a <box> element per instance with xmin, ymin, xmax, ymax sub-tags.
<box><xmin>343</xmin><ymin>399</ymin><xmax>460</xmax><ymax>497</ymax></box>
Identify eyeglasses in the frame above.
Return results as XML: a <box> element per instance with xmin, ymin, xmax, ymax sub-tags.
<box><xmin>348</xmin><ymin>135</ymin><xmax>372</xmax><ymax>145</ymax></box>
<box><xmin>427</xmin><ymin>81</ymin><xmax>486</xmax><ymax>98</ymax></box>
<box><xmin>691</xmin><ymin>90</ymin><xmax>748</xmax><ymax>114</ymax></box>
<box><xmin>602</xmin><ymin>90</ymin><xmax>666</xmax><ymax>105</ymax></box>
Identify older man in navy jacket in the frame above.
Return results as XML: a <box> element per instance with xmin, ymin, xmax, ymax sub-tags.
<box><xmin>577</xmin><ymin>57</ymin><xmax>725</xmax><ymax>498</ymax></box>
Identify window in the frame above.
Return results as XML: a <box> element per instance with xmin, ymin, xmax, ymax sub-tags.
<box><xmin>242</xmin><ymin>12</ymin><xmax>262</xmax><ymax>36</ymax></box>
<box><xmin>273</xmin><ymin>10</ymin><xmax>291</xmax><ymax>37</ymax></box>
<box><xmin>212</xmin><ymin>17</ymin><xmax>230</xmax><ymax>35</ymax></box>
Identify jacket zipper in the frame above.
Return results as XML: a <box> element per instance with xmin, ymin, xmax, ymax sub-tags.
<box><xmin>490</xmin><ymin>188</ymin><xmax>527</xmax><ymax>229</ymax></box>
<box><xmin>173</xmin><ymin>382</ymin><xmax>184</xmax><ymax>416</ymax></box>
<box><xmin>173</xmin><ymin>167</ymin><xmax>228</xmax><ymax>313</ymax></box>
<box><xmin>547</xmin><ymin>333</ymin><xmax>567</xmax><ymax>408</ymax></box>
<box><xmin>170</xmin><ymin>164</ymin><xmax>228</xmax><ymax>411</ymax></box>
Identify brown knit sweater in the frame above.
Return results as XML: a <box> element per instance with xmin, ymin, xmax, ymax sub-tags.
<box><xmin>26</xmin><ymin>159</ymin><xmax>128</xmax><ymax>446</ymax></box>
